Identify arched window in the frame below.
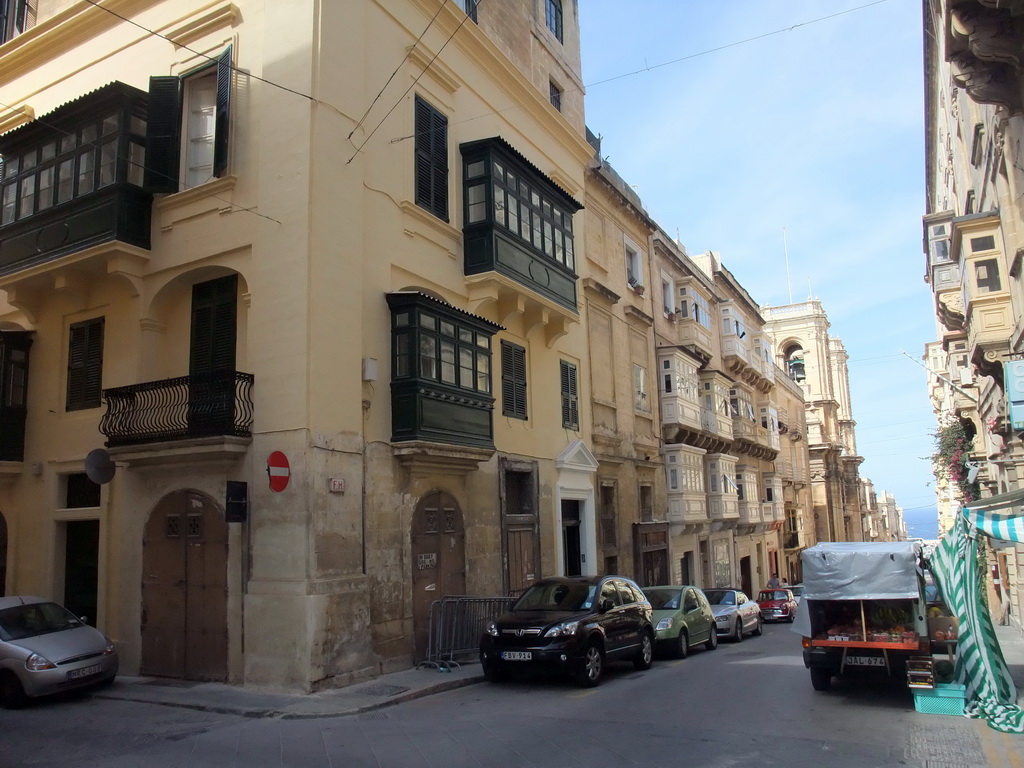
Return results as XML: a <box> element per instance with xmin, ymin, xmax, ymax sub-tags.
<box><xmin>785</xmin><ymin>344</ymin><xmax>805</xmax><ymax>384</ymax></box>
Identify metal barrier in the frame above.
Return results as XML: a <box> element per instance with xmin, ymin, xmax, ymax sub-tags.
<box><xmin>420</xmin><ymin>595</ymin><xmax>517</xmax><ymax>670</ymax></box>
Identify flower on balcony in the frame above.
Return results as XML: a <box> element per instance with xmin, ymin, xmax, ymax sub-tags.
<box><xmin>931</xmin><ymin>418</ymin><xmax>980</xmax><ymax>504</ymax></box>
<box><xmin>665</xmin><ymin>311</ymin><xmax>677</xmax><ymax>321</ymax></box>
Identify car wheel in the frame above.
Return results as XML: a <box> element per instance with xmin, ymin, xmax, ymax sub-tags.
<box><xmin>634</xmin><ymin>630</ymin><xmax>654</xmax><ymax>670</ymax></box>
<box><xmin>576</xmin><ymin>642</ymin><xmax>604</xmax><ymax>687</ymax></box>
<box><xmin>676</xmin><ymin>628</ymin><xmax>689</xmax><ymax>659</ymax></box>
<box><xmin>0</xmin><ymin>671</ymin><xmax>26</xmax><ymax>710</ymax></box>
<box><xmin>733</xmin><ymin>619</ymin><xmax>743</xmax><ymax>642</ymax></box>
<box><xmin>753</xmin><ymin>616</ymin><xmax>763</xmax><ymax>636</ymax></box>
<box><xmin>704</xmin><ymin>626</ymin><xmax>718</xmax><ymax>651</ymax></box>
<box><xmin>480</xmin><ymin>650</ymin><xmax>506</xmax><ymax>683</ymax></box>
<box><xmin>787</xmin><ymin>613</ymin><xmax>795</xmax><ymax>623</ymax></box>
<box><xmin>810</xmin><ymin>667</ymin><xmax>832</xmax><ymax>692</ymax></box>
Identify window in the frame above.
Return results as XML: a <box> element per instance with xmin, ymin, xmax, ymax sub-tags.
<box><xmin>453</xmin><ymin>0</ymin><xmax>477</xmax><ymax>22</ymax></box>
<box><xmin>975</xmin><ymin>259</ymin><xmax>1002</xmax><ymax>293</ymax></box>
<box><xmin>678</xmin><ymin>287</ymin><xmax>711</xmax><ymax>329</ymax></box>
<box><xmin>971</xmin><ymin>124</ymin><xmax>985</xmax><ymax>167</ymax></box>
<box><xmin>560</xmin><ymin>360</ymin><xmax>578</xmax><ymax>430</ymax></box>
<box><xmin>473</xmin><ymin>154</ymin><xmax>576</xmax><ymax>271</ymax></box>
<box><xmin>970</xmin><ymin>235</ymin><xmax>995</xmax><ymax>252</ymax></box>
<box><xmin>0</xmin><ymin>0</ymin><xmax>29</xmax><ymax>45</ymax></box>
<box><xmin>549</xmin><ymin>80</ymin><xmax>562</xmax><ymax>112</ymax></box>
<box><xmin>928</xmin><ymin>223</ymin><xmax>951</xmax><ymax>264</ymax></box>
<box><xmin>65</xmin><ymin>472</ymin><xmax>101</xmax><ymax>508</ymax></box>
<box><xmin>661</xmin><ymin>278</ymin><xmax>674</xmax><ymax>315</ymax></box>
<box><xmin>639</xmin><ymin>484</ymin><xmax>653</xmax><ymax>522</ymax></box>
<box><xmin>633</xmin><ymin>364</ymin><xmax>649</xmax><ymax>412</ymax></box>
<box><xmin>625</xmin><ymin>243</ymin><xmax>643</xmax><ymax>290</ymax></box>
<box><xmin>545</xmin><ymin>0</ymin><xmax>563</xmax><ymax>42</ymax></box>
<box><xmin>600</xmin><ymin>483</ymin><xmax>616</xmax><ymax>547</ymax></box>
<box><xmin>393</xmin><ymin>305</ymin><xmax>492</xmax><ymax>392</ymax></box>
<box><xmin>501</xmin><ymin>341</ymin><xmax>527</xmax><ymax>419</ymax></box>
<box><xmin>67</xmin><ymin>317</ymin><xmax>104</xmax><ymax>411</ymax></box>
<box><xmin>415</xmin><ymin>96</ymin><xmax>448</xmax><ymax>220</ymax></box>
<box><xmin>1</xmin><ymin>105</ymin><xmax>146</xmax><ymax>226</ymax></box>
<box><xmin>146</xmin><ymin>48</ymin><xmax>231</xmax><ymax>193</ymax></box>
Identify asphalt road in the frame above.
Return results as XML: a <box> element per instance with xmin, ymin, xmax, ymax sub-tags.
<box><xmin>1</xmin><ymin>621</ymin><xmax>1021</xmax><ymax>767</ymax></box>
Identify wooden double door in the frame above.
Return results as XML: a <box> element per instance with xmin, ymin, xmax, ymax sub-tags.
<box><xmin>141</xmin><ymin>490</ymin><xmax>227</xmax><ymax>681</ymax></box>
<box><xmin>411</xmin><ymin>491</ymin><xmax>465</xmax><ymax>662</ymax></box>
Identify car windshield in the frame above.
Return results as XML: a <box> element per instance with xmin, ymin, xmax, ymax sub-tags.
<box><xmin>790</xmin><ymin>585</ymin><xmax>804</xmax><ymax>597</ymax></box>
<box><xmin>0</xmin><ymin>602</ymin><xmax>83</xmax><ymax>641</ymax></box>
<box><xmin>642</xmin><ymin>588</ymin><xmax>681</xmax><ymax>610</ymax></box>
<box><xmin>704</xmin><ymin>590</ymin><xmax>735</xmax><ymax>606</ymax></box>
<box><xmin>514</xmin><ymin>581</ymin><xmax>598</xmax><ymax>612</ymax></box>
<box><xmin>759</xmin><ymin>591</ymin><xmax>789</xmax><ymax>601</ymax></box>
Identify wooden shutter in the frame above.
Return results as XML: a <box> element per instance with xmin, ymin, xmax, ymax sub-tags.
<box><xmin>560</xmin><ymin>360</ymin><xmax>578</xmax><ymax>430</ymax></box>
<box><xmin>214</xmin><ymin>46</ymin><xmax>232</xmax><ymax>178</ymax></box>
<box><xmin>501</xmin><ymin>341</ymin><xmax>527</xmax><ymax>419</ymax></box>
<box><xmin>414</xmin><ymin>96</ymin><xmax>448</xmax><ymax>221</ymax></box>
<box><xmin>67</xmin><ymin>318</ymin><xmax>104</xmax><ymax>411</ymax></box>
<box><xmin>145</xmin><ymin>76</ymin><xmax>183</xmax><ymax>192</ymax></box>
<box><xmin>190</xmin><ymin>275</ymin><xmax>237</xmax><ymax>375</ymax></box>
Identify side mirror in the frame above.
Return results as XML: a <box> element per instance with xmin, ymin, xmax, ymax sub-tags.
<box><xmin>600</xmin><ymin>598</ymin><xmax>614</xmax><ymax>613</ymax></box>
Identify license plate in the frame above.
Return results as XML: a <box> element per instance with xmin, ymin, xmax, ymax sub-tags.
<box><xmin>500</xmin><ymin>651</ymin><xmax>532</xmax><ymax>661</ymax></box>
<box><xmin>67</xmin><ymin>664</ymin><xmax>102</xmax><ymax>680</ymax></box>
<box><xmin>846</xmin><ymin>656</ymin><xmax>885</xmax><ymax>667</ymax></box>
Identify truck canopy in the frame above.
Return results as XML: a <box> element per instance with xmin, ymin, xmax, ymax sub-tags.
<box><xmin>799</xmin><ymin>541</ymin><xmax>923</xmax><ymax>601</ymax></box>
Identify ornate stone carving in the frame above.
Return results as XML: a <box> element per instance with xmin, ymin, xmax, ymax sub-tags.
<box><xmin>950</xmin><ymin>54</ymin><xmax>1021</xmax><ymax>111</ymax></box>
<box><xmin>951</xmin><ymin>6</ymin><xmax>1021</xmax><ymax>67</ymax></box>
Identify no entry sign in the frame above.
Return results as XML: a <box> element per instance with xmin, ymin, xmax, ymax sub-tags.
<box><xmin>267</xmin><ymin>451</ymin><xmax>290</xmax><ymax>492</ymax></box>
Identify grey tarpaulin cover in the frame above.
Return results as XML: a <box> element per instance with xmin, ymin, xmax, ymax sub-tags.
<box><xmin>790</xmin><ymin>541</ymin><xmax>922</xmax><ymax>637</ymax></box>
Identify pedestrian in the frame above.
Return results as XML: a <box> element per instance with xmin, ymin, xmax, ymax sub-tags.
<box><xmin>781</xmin><ymin>577</ymin><xmax>789</xmax><ymax>587</ymax></box>
<box><xmin>767</xmin><ymin>573</ymin><xmax>780</xmax><ymax>588</ymax></box>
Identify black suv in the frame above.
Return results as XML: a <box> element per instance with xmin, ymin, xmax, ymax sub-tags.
<box><xmin>480</xmin><ymin>575</ymin><xmax>655</xmax><ymax>687</ymax></box>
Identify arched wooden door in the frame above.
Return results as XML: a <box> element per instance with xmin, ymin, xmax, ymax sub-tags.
<box><xmin>141</xmin><ymin>490</ymin><xmax>227</xmax><ymax>681</ymax></box>
<box><xmin>411</xmin><ymin>491</ymin><xmax>465</xmax><ymax>662</ymax></box>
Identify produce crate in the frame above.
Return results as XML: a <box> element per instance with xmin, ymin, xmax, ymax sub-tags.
<box><xmin>913</xmin><ymin>682</ymin><xmax>966</xmax><ymax>716</ymax></box>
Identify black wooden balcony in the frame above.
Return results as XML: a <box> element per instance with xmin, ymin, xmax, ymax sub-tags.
<box><xmin>100</xmin><ymin>370</ymin><xmax>254</xmax><ymax>448</ymax></box>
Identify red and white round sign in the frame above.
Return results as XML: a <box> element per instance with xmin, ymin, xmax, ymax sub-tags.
<box><xmin>267</xmin><ymin>451</ymin><xmax>290</xmax><ymax>492</ymax></box>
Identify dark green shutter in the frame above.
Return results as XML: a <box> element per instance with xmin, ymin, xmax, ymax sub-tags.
<box><xmin>190</xmin><ymin>275</ymin><xmax>237</xmax><ymax>375</ymax></box>
<box><xmin>414</xmin><ymin>96</ymin><xmax>448</xmax><ymax>221</ymax></box>
<box><xmin>214</xmin><ymin>46</ymin><xmax>232</xmax><ymax>178</ymax></box>
<box><xmin>145</xmin><ymin>76</ymin><xmax>182</xmax><ymax>192</ymax></box>
<box><xmin>501</xmin><ymin>341</ymin><xmax>527</xmax><ymax>420</ymax></box>
<box><xmin>67</xmin><ymin>318</ymin><xmax>104</xmax><ymax>411</ymax></box>
<box><xmin>560</xmin><ymin>360</ymin><xmax>578</xmax><ymax>430</ymax></box>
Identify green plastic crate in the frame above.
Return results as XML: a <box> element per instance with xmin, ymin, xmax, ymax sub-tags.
<box><xmin>913</xmin><ymin>682</ymin><xmax>966</xmax><ymax>716</ymax></box>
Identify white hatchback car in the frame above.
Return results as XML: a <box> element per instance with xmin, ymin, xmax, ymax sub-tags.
<box><xmin>0</xmin><ymin>596</ymin><xmax>118</xmax><ymax>708</ymax></box>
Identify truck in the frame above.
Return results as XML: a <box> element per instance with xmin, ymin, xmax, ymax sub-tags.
<box><xmin>791</xmin><ymin>541</ymin><xmax>936</xmax><ymax>692</ymax></box>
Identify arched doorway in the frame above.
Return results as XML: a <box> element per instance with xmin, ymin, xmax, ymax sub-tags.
<box><xmin>411</xmin><ymin>491</ymin><xmax>465</xmax><ymax>662</ymax></box>
<box><xmin>141</xmin><ymin>490</ymin><xmax>227</xmax><ymax>680</ymax></box>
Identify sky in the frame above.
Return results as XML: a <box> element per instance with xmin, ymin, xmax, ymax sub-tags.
<box><xmin>578</xmin><ymin>1</ymin><xmax>939</xmax><ymax>535</ymax></box>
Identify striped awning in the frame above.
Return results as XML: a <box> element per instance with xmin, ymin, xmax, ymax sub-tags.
<box><xmin>930</xmin><ymin>490</ymin><xmax>1024</xmax><ymax>734</ymax></box>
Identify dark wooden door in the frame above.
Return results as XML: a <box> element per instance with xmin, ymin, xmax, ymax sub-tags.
<box><xmin>562</xmin><ymin>500</ymin><xmax>582</xmax><ymax>576</ymax></box>
<box><xmin>0</xmin><ymin>511</ymin><xmax>6</xmax><ymax>597</ymax></box>
<box><xmin>63</xmin><ymin>520</ymin><xmax>99</xmax><ymax>625</ymax></box>
<box><xmin>141</xmin><ymin>490</ymin><xmax>227</xmax><ymax>680</ymax></box>
<box><xmin>411</xmin><ymin>491</ymin><xmax>465</xmax><ymax>662</ymax></box>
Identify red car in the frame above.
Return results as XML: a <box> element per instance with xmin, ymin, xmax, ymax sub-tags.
<box><xmin>756</xmin><ymin>588</ymin><xmax>797</xmax><ymax>623</ymax></box>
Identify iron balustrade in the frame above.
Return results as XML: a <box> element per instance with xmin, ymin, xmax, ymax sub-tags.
<box><xmin>100</xmin><ymin>370</ymin><xmax>254</xmax><ymax>447</ymax></box>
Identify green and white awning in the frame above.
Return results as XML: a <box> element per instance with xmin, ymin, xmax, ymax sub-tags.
<box><xmin>930</xmin><ymin>489</ymin><xmax>1024</xmax><ymax>734</ymax></box>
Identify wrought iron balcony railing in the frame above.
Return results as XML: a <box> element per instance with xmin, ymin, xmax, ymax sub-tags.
<box><xmin>100</xmin><ymin>370</ymin><xmax>254</xmax><ymax>448</ymax></box>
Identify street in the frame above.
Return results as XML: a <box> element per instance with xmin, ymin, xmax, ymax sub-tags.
<box><xmin>2</xmin><ymin>622</ymin><xmax>1022</xmax><ymax>768</ymax></box>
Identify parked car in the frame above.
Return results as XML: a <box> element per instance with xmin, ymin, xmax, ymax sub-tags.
<box><xmin>789</xmin><ymin>583</ymin><xmax>805</xmax><ymax>606</ymax></box>
<box><xmin>642</xmin><ymin>585</ymin><xmax>718</xmax><ymax>658</ymax></box>
<box><xmin>480</xmin><ymin>575</ymin><xmax>655</xmax><ymax>687</ymax></box>
<box><xmin>703</xmin><ymin>588</ymin><xmax>762</xmax><ymax>641</ymax></box>
<box><xmin>0</xmin><ymin>596</ymin><xmax>118</xmax><ymax>708</ymax></box>
<box><xmin>756</xmin><ymin>588</ymin><xmax>798</xmax><ymax>623</ymax></box>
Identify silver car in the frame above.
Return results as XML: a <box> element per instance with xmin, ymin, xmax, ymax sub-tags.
<box><xmin>0</xmin><ymin>596</ymin><xmax>118</xmax><ymax>708</ymax></box>
<box><xmin>703</xmin><ymin>588</ymin><xmax>762</xmax><ymax>642</ymax></box>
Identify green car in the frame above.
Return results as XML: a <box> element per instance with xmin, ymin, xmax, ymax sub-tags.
<box><xmin>642</xmin><ymin>585</ymin><xmax>718</xmax><ymax>658</ymax></box>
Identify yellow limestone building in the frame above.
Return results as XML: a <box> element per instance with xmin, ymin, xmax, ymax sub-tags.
<box><xmin>0</xmin><ymin>0</ymin><xmax>599</xmax><ymax>690</ymax></box>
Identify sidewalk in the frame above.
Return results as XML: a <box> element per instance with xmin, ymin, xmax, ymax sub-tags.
<box><xmin>96</xmin><ymin>660</ymin><xmax>485</xmax><ymax>720</ymax></box>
